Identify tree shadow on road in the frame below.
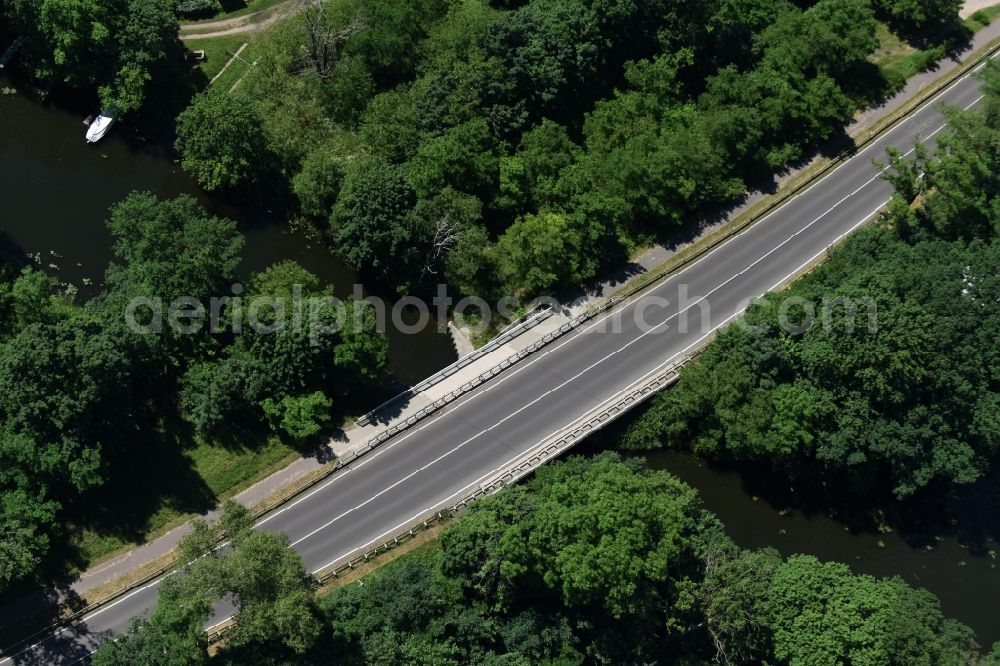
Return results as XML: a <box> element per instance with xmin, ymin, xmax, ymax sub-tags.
<box><xmin>0</xmin><ymin>602</ymin><xmax>110</xmax><ymax>666</ymax></box>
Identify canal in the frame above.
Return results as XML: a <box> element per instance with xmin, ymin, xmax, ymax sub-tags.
<box><xmin>575</xmin><ymin>417</ymin><xmax>1000</xmax><ymax>646</ymax></box>
<box><xmin>3</xmin><ymin>75</ymin><xmax>997</xmax><ymax>648</ymax></box>
<box><xmin>649</xmin><ymin>451</ymin><xmax>998</xmax><ymax>644</ymax></box>
<box><xmin>0</xmin><ymin>77</ymin><xmax>457</xmax><ymax>385</ymax></box>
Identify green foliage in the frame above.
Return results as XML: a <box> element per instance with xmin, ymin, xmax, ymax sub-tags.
<box><xmin>103</xmin><ymin>192</ymin><xmax>244</xmax><ymax>303</ymax></box>
<box><xmin>176</xmin><ymin>0</ymin><xmax>222</xmax><ymax>19</ymax></box>
<box><xmin>246</xmin><ymin>259</ymin><xmax>324</xmax><ymax>301</ymax></box>
<box><xmin>493</xmin><ymin>212</ymin><xmax>582</xmax><ymax>297</ymax></box>
<box><xmin>443</xmin><ymin>221</ymin><xmax>493</xmax><ymax>298</ymax></box>
<box><xmin>330</xmin><ymin>158</ymin><xmax>426</xmax><ymax>291</ymax></box>
<box><xmin>179</xmin><ymin>259</ymin><xmax>387</xmax><ymax>439</ymax></box>
<box><xmin>0</xmin><ymin>191</ymin><xmax>390</xmax><ymax>593</ymax></box>
<box><xmin>0</xmin><ymin>266</ymin><xmax>69</xmax><ymax>337</ymax></box>
<box><xmin>625</xmin><ymin>74</ymin><xmax>1000</xmax><ymax>499</ymax></box>
<box><xmin>175</xmin><ymin>91</ymin><xmax>269</xmax><ymax>191</ymax></box>
<box><xmin>261</xmin><ymin>391</ymin><xmax>334</xmax><ymax>441</ymax></box>
<box><xmin>322</xmin><ymin>454</ymin><xmax>725</xmax><ymax>663</ymax></box>
<box><xmin>0</xmin><ymin>489</ymin><xmax>58</xmax><ymax>592</ymax></box>
<box><xmin>92</xmin><ymin>611</ymin><xmax>208</xmax><ymax>666</ymax></box>
<box><xmin>215</xmin><ymin>0</ymin><xmax>933</xmax><ymax>302</ymax></box>
<box><xmin>0</xmin><ymin>319</ymin><xmax>135</xmax><ymax>491</ymax></box>
<box><xmin>1</xmin><ymin>0</ymin><xmax>179</xmax><ymax>112</ymax></box>
<box><xmin>764</xmin><ymin>555</ymin><xmax>978</xmax><ymax>665</ymax></box>
<box><xmin>873</xmin><ymin>0</ymin><xmax>962</xmax><ymax>33</ymax></box>
<box><xmin>442</xmin><ymin>454</ymin><xmax>718</xmax><ymax>619</ymax></box>
<box><xmin>292</xmin><ymin>132</ymin><xmax>367</xmax><ymax>222</ymax></box>
<box><xmin>0</xmin><ymin>316</ymin><xmax>137</xmax><ymax>591</ymax></box>
<box><xmin>93</xmin><ymin>502</ymin><xmax>321</xmax><ymax>663</ymax></box>
<box><xmin>99</xmin><ymin>456</ymin><xmax>994</xmax><ymax>664</ymax></box>
<box><xmin>626</xmin><ymin>230</ymin><xmax>1000</xmax><ymax>498</ymax></box>
<box><xmin>888</xmin><ymin>62</ymin><xmax>1000</xmax><ymax>241</ymax></box>
<box><xmin>403</xmin><ymin>118</ymin><xmax>500</xmax><ymax>200</ymax></box>
<box><xmin>359</xmin><ymin>87</ymin><xmax>423</xmax><ymax>162</ymax></box>
<box><xmin>699</xmin><ymin>547</ymin><xmax>782</xmax><ymax>664</ymax></box>
<box><xmin>0</xmin><ymin>193</ymin><xmax>240</xmax><ymax>591</ymax></box>
<box><xmin>417</xmin><ymin>0</ymin><xmax>500</xmax><ymax>73</ymax></box>
<box><xmin>338</xmin><ymin>0</ymin><xmax>448</xmax><ymax>83</ymax></box>
<box><xmin>180</xmin><ymin>359</ymin><xmax>251</xmax><ymax>438</ymax></box>
<box><xmin>498</xmin><ymin>119</ymin><xmax>578</xmax><ymax>213</ymax></box>
<box><xmin>320</xmin><ymin>455</ymin><xmax>991</xmax><ymax>665</ymax></box>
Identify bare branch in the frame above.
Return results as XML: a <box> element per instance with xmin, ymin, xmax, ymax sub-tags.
<box><xmin>295</xmin><ymin>0</ymin><xmax>365</xmax><ymax>78</ymax></box>
<box><xmin>423</xmin><ymin>217</ymin><xmax>460</xmax><ymax>277</ymax></box>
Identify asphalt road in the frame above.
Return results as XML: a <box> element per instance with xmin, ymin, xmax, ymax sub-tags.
<box><xmin>4</xmin><ymin>53</ymin><xmax>995</xmax><ymax>665</ymax></box>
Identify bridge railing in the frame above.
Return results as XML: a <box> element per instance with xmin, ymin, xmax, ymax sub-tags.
<box><xmin>11</xmin><ymin>34</ymin><xmax>1000</xmax><ymax>661</ymax></box>
<box><xmin>306</xmin><ymin>346</ymin><xmax>704</xmax><ymax>590</ymax></box>
<box><xmin>356</xmin><ymin>304</ymin><xmax>554</xmax><ymax>427</ymax></box>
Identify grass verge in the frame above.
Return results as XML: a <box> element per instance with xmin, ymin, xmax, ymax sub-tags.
<box><xmin>967</xmin><ymin>4</ymin><xmax>1000</xmax><ymax>32</ymax></box>
<box><xmin>0</xmin><ymin>433</ymin><xmax>299</xmax><ymax>655</ymax></box>
<box><xmin>314</xmin><ymin>528</ymin><xmax>448</xmax><ymax>599</ymax></box>
<box><xmin>70</xmin><ymin>434</ymin><xmax>298</xmax><ymax>570</ymax></box>
<box><xmin>187</xmin><ymin>33</ymin><xmax>255</xmax><ymax>88</ymax></box>
<box><xmin>875</xmin><ymin>8</ymin><xmax>1000</xmax><ymax>90</ymax></box>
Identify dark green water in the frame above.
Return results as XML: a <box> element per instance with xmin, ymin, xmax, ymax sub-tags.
<box><xmin>0</xmin><ymin>77</ymin><xmax>456</xmax><ymax>385</ymax></box>
<box><xmin>3</xmin><ymin>74</ymin><xmax>997</xmax><ymax>647</ymax></box>
<box><xmin>644</xmin><ymin>451</ymin><xmax>1000</xmax><ymax>644</ymax></box>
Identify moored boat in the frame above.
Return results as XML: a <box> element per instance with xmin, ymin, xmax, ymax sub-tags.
<box><xmin>85</xmin><ymin>110</ymin><xmax>117</xmax><ymax>144</ymax></box>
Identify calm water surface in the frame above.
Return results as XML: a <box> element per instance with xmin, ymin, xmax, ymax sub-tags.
<box><xmin>647</xmin><ymin>451</ymin><xmax>1000</xmax><ymax>645</ymax></box>
<box><xmin>4</xmin><ymin>76</ymin><xmax>997</xmax><ymax>646</ymax></box>
<box><xmin>0</xmin><ymin>77</ymin><xmax>456</xmax><ymax>384</ymax></box>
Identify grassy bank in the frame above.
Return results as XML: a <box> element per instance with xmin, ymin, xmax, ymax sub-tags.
<box><xmin>0</xmin><ymin>428</ymin><xmax>298</xmax><ymax>602</ymax></box>
<box><xmin>189</xmin><ymin>33</ymin><xmax>252</xmax><ymax>85</ymax></box>
<box><xmin>874</xmin><ymin>6</ymin><xmax>1000</xmax><ymax>89</ymax></box>
<box><xmin>69</xmin><ymin>435</ymin><xmax>298</xmax><ymax>568</ymax></box>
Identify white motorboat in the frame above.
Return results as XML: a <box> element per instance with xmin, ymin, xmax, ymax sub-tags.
<box><xmin>0</xmin><ymin>38</ymin><xmax>20</xmax><ymax>70</ymax></box>
<box><xmin>85</xmin><ymin>110</ymin><xmax>116</xmax><ymax>144</ymax></box>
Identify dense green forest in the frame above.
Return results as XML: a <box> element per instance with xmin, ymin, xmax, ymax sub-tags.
<box><xmin>624</xmin><ymin>62</ymin><xmax>1000</xmax><ymax>501</ymax></box>
<box><xmin>0</xmin><ymin>193</ymin><xmax>388</xmax><ymax>594</ymax></box>
<box><xmin>0</xmin><ymin>0</ymin><xmax>181</xmax><ymax>113</ymax></box>
<box><xmin>92</xmin><ymin>454</ymin><xmax>1000</xmax><ymax>665</ymax></box>
<box><xmin>169</xmin><ymin>0</ymin><xmax>963</xmax><ymax>299</ymax></box>
<box><xmin>2</xmin><ymin>0</ymin><xmax>995</xmax><ymax>650</ymax></box>
<box><xmin>77</xmin><ymin>52</ymin><xmax>992</xmax><ymax>666</ymax></box>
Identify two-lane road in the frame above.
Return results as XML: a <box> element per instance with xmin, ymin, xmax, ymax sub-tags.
<box><xmin>5</xmin><ymin>51</ymin><xmax>995</xmax><ymax>665</ymax></box>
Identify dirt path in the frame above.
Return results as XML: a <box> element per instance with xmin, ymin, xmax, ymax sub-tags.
<box><xmin>179</xmin><ymin>0</ymin><xmax>297</xmax><ymax>40</ymax></box>
<box><xmin>180</xmin><ymin>0</ymin><xmax>996</xmax><ymax>38</ymax></box>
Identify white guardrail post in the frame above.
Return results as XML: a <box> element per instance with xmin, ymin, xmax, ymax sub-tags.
<box><xmin>356</xmin><ymin>304</ymin><xmax>554</xmax><ymax>427</ymax></box>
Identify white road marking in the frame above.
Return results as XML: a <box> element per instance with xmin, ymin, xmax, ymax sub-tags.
<box><xmin>273</xmin><ymin>108</ymin><xmax>963</xmax><ymax>551</ymax></box>
<box><xmin>254</xmin><ymin>75</ymin><xmax>990</xmax><ymax>532</ymax></box>
<box><xmin>3</xmin><ymin>45</ymin><xmax>995</xmax><ymax>666</ymax></box>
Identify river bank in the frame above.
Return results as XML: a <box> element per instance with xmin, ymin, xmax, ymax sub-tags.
<box><xmin>1</xmin><ymin>3</ymin><xmax>1000</xmax><ymax>648</ymax></box>
<box><xmin>0</xmin><ymin>73</ymin><xmax>457</xmax><ymax>385</ymax></box>
<box><xmin>0</xmin><ymin>68</ymin><xmax>457</xmax><ymax>606</ymax></box>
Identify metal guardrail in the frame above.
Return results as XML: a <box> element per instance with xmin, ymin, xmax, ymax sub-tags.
<box><xmin>305</xmin><ymin>350</ymin><xmax>703</xmax><ymax>594</ymax></box>
<box><xmin>207</xmin><ymin>348</ymin><xmax>704</xmax><ymax>646</ymax></box>
<box><xmin>281</xmin><ymin>34</ymin><xmax>1000</xmax><ymax>603</ymax></box>
<box><xmin>588</xmin><ymin>36</ymin><xmax>1000</xmax><ymax>316</ymax></box>
<box><xmin>0</xmin><ymin>307</ymin><xmax>585</xmax><ymax>660</ymax></box>
<box><xmin>9</xmin><ymin>32</ymin><xmax>1000</xmax><ymax>662</ymax></box>
<box><xmin>346</xmin><ymin>315</ymin><xmax>599</xmax><ymax>461</ymax></box>
<box><xmin>356</xmin><ymin>305</ymin><xmax>554</xmax><ymax>427</ymax></box>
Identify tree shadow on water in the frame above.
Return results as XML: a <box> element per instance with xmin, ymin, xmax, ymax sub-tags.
<box><xmin>0</xmin><ymin>231</ymin><xmax>30</xmax><ymax>273</ymax></box>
